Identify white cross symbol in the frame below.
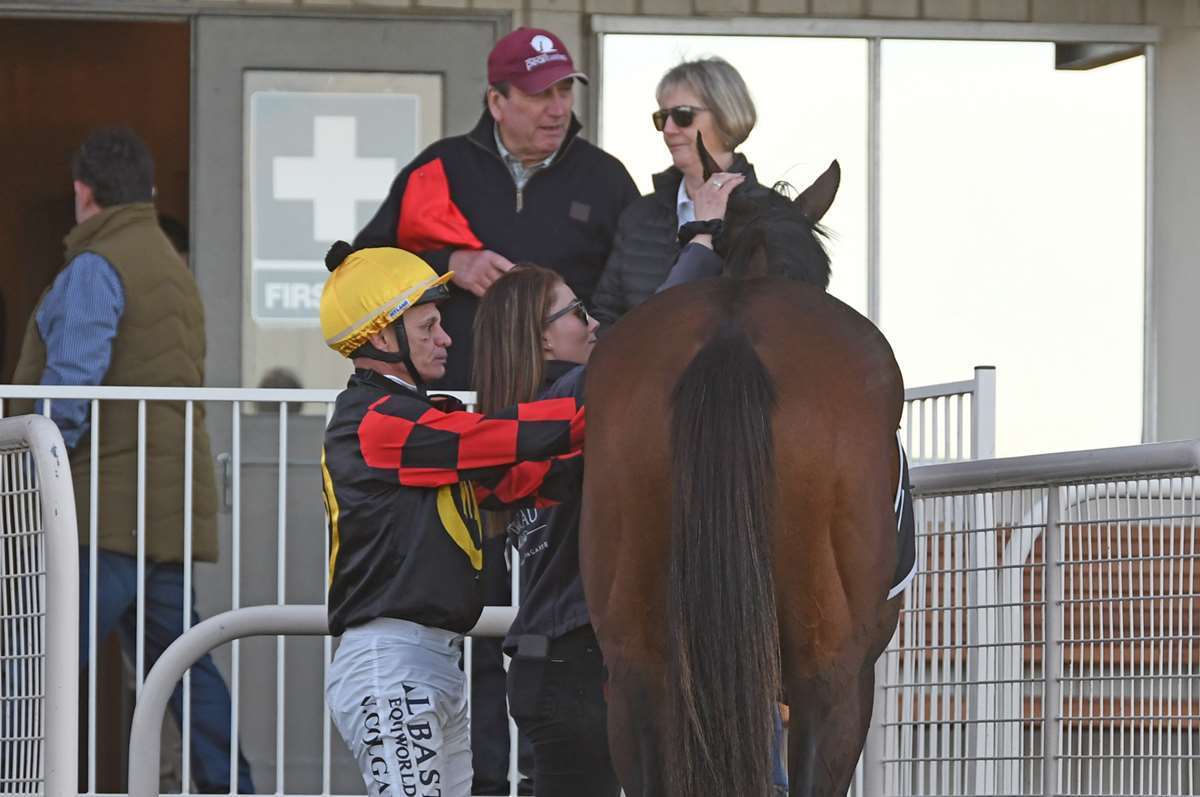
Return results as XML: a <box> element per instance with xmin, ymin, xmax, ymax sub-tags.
<box><xmin>273</xmin><ymin>116</ymin><xmax>397</xmax><ymax>243</ymax></box>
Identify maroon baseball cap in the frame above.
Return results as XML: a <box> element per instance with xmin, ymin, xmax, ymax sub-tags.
<box><xmin>487</xmin><ymin>28</ymin><xmax>588</xmax><ymax>95</ymax></box>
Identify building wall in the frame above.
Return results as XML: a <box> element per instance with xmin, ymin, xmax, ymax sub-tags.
<box><xmin>1150</xmin><ymin>14</ymin><xmax>1200</xmax><ymax>441</ymax></box>
<box><xmin>6</xmin><ymin>0</ymin><xmax>1199</xmax><ymax>441</ymax></box>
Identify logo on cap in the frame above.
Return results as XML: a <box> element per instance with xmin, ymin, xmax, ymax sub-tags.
<box><xmin>530</xmin><ymin>35</ymin><xmax>556</xmax><ymax>54</ymax></box>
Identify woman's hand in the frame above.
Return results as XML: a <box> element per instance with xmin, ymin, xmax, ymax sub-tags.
<box><xmin>692</xmin><ymin>171</ymin><xmax>745</xmax><ymax>222</ymax></box>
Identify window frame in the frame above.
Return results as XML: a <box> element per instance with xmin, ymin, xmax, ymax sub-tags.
<box><xmin>590</xmin><ymin>15</ymin><xmax>1159</xmax><ymax>442</ymax></box>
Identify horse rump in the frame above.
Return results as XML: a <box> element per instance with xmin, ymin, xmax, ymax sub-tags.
<box><xmin>666</xmin><ymin>317</ymin><xmax>780</xmax><ymax>797</ymax></box>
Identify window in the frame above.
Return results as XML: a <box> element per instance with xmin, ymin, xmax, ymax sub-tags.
<box><xmin>599</xmin><ymin>32</ymin><xmax>1146</xmax><ymax>456</ymax></box>
<box><xmin>600</xmin><ymin>34</ymin><xmax>869</xmax><ymax>313</ymax></box>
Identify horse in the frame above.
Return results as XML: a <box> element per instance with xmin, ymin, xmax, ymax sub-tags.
<box><xmin>580</xmin><ymin>140</ymin><xmax>906</xmax><ymax>797</ymax></box>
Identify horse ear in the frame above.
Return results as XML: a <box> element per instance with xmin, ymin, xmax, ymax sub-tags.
<box><xmin>696</xmin><ymin>131</ymin><xmax>721</xmax><ymax>182</ymax></box>
<box><xmin>794</xmin><ymin>159</ymin><xmax>841</xmax><ymax>224</ymax></box>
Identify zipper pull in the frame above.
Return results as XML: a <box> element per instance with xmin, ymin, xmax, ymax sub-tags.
<box><xmin>516</xmin><ymin>187</ymin><xmax>524</xmax><ymax>213</ymax></box>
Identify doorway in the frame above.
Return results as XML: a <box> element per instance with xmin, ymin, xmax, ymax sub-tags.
<box><xmin>0</xmin><ymin>16</ymin><xmax>190</xmax><ymax>382</ymax></box>
<box><xmin>0</xmin><ymin>15</ymin><xmax>190</xmax><ymax>790</ymax></box>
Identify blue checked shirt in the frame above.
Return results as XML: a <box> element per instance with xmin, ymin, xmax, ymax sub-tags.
<box><xmin>34</xmin><ymin>252</ymin><xmax>125</xmax><ymax>449</ymax></box>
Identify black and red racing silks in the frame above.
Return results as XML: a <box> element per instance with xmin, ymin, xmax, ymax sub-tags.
<box><xmin>357</xmin><ymin>393</ymin><xmax>585</xmax><ymax>509</ymax></box>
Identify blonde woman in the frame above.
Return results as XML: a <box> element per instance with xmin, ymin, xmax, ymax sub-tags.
<box><xmin>592</xmin><ymin>57</ymin><xmax>756</xmax><ymax>327</ymax></box>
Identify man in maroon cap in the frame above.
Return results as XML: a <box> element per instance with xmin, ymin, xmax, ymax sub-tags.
<box><xmin>355</xmin><ymin>27</ymin><xmax>638</xmax><ymax>391</ymax></box>
<box><xmin>354</xmin><ymin>26</ymin><xmax>637</xmax><ymax>797</ymax></box>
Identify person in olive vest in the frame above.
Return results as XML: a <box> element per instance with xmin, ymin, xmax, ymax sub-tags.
<box><xmin>10</xmin><ymin>127</ymin><xmax>255</xmax><ymax>794</ymax></box>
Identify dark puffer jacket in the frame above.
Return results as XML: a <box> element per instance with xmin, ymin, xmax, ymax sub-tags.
<box><xmin>591</xmin><ymin>154</ymin><xmax>757</xmax><ymax>328</ymax></box>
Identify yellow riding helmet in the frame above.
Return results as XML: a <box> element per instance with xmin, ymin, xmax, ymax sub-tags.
<box><xmin>320</xmin><ymin>242</ymin><xmax>453</xmax><ymax>358</ymax></box>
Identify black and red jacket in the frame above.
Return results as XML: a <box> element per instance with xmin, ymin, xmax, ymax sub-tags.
<box><xmin>321</xmin><ymin>369</ymin><xmax>584</xmax><ymax>636</ymax></box>
<box><xmin>354</xmin><ymin>112</ymin><xmax>639</xmax><ymax>390</ymax></box>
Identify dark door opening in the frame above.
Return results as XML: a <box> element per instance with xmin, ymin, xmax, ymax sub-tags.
<box><xmin>0</xmin><ymin>15</ymin><xmax>191</xmax><ymax>791</ymax></box>
<box><xmin>0</xmin><ymin>16</ymin><xmax>190</xmax><ymax>383</ymax></box>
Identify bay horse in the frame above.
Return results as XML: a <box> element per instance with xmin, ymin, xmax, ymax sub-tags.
<box><xmin>580</xmin><ymin>144</ymin><xmax>906</xmax><ymax>797</ymax></box>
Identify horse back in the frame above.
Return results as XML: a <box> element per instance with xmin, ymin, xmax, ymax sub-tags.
<box><xmin>582</xmin><ymin>277</ymin><xmax>903</xmax><ymax>653</ymax></box>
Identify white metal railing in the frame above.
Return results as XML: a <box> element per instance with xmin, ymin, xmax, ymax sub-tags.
<box><xmin>0</xmin><ymin>371</ymin><xmax>992</xmax><ymax>797</ymax></box>
<box><xmin>889</xmin><ymin>440</ymin><xmax>1200</xmax><ymax>796</ymax></box>
<box><xmin>902</xmin><ymin>365</ymin><xmax>996</xmax><ymax>463</ymax></box>
<box><xmin>126</xmin><ymin>606</ymin><xmax>516</xmax><ymax>797</ymax></box>
<box><xmin>0</xmin><ymin>415</ymin><xmax>80</xmax><ymax>797</ymax></box>
<box><xmin>0</xmin><ymin>385</ymin><xmax>483</xmax><ymax>797</ymax></box>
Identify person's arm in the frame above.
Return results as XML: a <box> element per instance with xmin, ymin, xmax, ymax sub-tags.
<box><xmin>656</xmin><ymin>242</ymin><xmax>724</xmax><ymax>293</ymax></box>
<box><xmin>357</xmin><ymin>152</ymin><xmax>512</xmax><ymax>294</ymax></box>
<box><xmin>473</xmin><ymin>450</ymin><xmax>583</xmax><ymax>510</ymax></box>
<box><xmin>35</xmin><ymin>253</ymin><xmax>125</xmax><ymax>449</ymax></box>
<box><xmin>357</xmin><ymin>395</ymin><xmax>585</xmax><ymax>490</ymax></box>
<box><xmin>654</xmin><ymin>171</ymin><xmax>746</xmax><ymax>293</ymax></box>
<box><xmin>353</xmin><ymin>152</ymin><xmax>469</xmax><ymax>276</ymax></box>
<box><xmin>472</xmin><ymin>364</ymin><xmax>588</xmax><ymax>509</ymax></box>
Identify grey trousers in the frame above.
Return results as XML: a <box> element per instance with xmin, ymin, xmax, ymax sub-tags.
<box><xmin>327</xmin><ymin>618</ymin><xmax>472</xmax><ymax>797</ymax></box>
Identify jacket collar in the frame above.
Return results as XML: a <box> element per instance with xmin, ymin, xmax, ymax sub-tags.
<box><xmin>649</xmin><ymin>152</ymin><xmax>756</xmax><ymax>206</ymax></box>
<box><xmin>352</xmin><ymin>368</ymin><xmax>426</xmax><ymax>401</ymax></box>
<box><xmin>63</xmin><ymin>202</ymin><xmax>158</xmax><ymax>259</ymax></box>
<box><xmin>543</xmin><ymin>359</ymin><xmax>579</xmax><ymax>387</ymax></box>
<box><xmin>467</xmin><ymin>110</ymin><xmax>583</xmax><ymax>168</ymax></box>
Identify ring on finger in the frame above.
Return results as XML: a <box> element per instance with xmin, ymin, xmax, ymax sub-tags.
<box><xmin>712</xmin><ymin>179</ymin><xmax>723</xmax><ymax>189</ymax></box>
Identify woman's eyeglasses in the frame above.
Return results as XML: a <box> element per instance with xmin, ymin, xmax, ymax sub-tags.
<box><xmin>544</xmin><ymin>298</ymin><xmax>590</xmax><ymax>326</ymax></box>
<box><xmin>651</xmin><ymin>105</ymin><xmax>707</xmax><ymax>131</ymax></box>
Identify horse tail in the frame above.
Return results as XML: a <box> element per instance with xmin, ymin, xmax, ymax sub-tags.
<box><xmin>665</xmin><ymin>319</ymin><xmax>781</xmax><ymax>797</ymax></box>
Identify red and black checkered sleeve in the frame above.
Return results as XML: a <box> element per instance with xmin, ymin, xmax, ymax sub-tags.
<box><xmin>358</xmin><ymin>394</ymin><xmax>585</xmax><ymax>488</ymax></box>
<box><xmin>472</xmin><ymin>450</ymin><xmax>584</xmax><ymax>510</ymax></box>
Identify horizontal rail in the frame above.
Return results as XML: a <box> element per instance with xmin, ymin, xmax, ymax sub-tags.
<box><xmin>911</xmin><ymin>438</ymin><xmax>1200</xmax><ymax>495</ymax></box>
<box><xmin>0</xmin><ymin>385</ymin><xmax>474</xmax><ymax>403</ymax></box>
<box><xmin>903</xmin><ymin>378</ymin><xmax>977</xmax><ymax>402</ymax></box>
<box><xmin>128</xmin><ymin>605</ymin><xmax>515</xmax><ymax>797</ymax></box>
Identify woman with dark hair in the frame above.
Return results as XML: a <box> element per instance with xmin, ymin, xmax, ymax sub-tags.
<box><xmin>473</xmin><ymin>265</ymin><xmax>610</xmax><ymax>797</ymax></box>
<box><xmin>591</xmin><ymin>56</ymin><xmax>757</xmax><ymax>327</ymax></box>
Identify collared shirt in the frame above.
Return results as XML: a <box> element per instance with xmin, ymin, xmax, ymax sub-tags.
<box><xmin>494</xmin><ymin>127</ymin><xmax>557</xmax><ymax>191</ymax></box>
<box><xmin>676</xmin><ymin>178</ymin><xmax>695</xmax><ymax>229</ymax></box>
<box><xmin>34</xmin><ymin>252</ymin><xmax>126</xmax><ymax>448</ymax></box>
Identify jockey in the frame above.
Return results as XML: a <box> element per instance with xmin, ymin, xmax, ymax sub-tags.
<box><xmin>318</xmin><ymin>242</ymin><xmax>584</xmax><ymax>797</ymax></box>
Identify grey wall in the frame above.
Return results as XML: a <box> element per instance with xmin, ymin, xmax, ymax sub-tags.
<box><xmin>1152</xmin><ymin>23</ymin><xmax>1200</xmax><ymax>441</ymax></box>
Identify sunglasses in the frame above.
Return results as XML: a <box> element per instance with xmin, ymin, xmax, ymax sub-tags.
<box><xmin>651</xmin><ymin>105</ymin><xmax>707</xmax><ymax>131</ymax></box>
<box><xmin>544</xmin><ymin>298</ymin><xmax>590</xmax><ymax>326</ymax></box>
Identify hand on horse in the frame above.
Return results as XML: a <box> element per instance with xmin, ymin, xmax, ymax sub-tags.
<box><xmin>693</xmin><ymin>171</ymin><xmax>744</xmax><ymax>222</ymax></box>
<box><xmin>448</xmin><ymin>249</ymin><xmax>514</xmax><ymax>297</ymax></box>
<box><xmin>690</xmin><ymin>172</ymin><xmax>745</xmax><ymax>249</ymax></box>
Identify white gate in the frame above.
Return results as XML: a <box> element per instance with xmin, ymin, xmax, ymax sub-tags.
<box><xmin>0</xmin><ymin>416</ymin><xmax>80</xmax><ymax>797</ymax></box>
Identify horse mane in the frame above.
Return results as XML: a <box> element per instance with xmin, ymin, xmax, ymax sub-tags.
<box><xmin>716</xmin><ymin>182</ymin><xmax>832</xmax><ymax>288</ymax></box>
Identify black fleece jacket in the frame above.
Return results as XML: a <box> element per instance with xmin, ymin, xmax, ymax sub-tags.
<box><xmin>355</xmin><ymin>112</ymin><xmax>638</xmax><ymax>390</ymax></box>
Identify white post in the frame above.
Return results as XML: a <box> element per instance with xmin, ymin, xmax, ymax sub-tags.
<box><xmin>0</xmin><ymin>416</ymin><xmax>80</xmax><ymax>797</ymax></box>
<box><xmin>972</xmin><ymin>366</ymin><xmax>997</xmax><ymax>460</ymax></box>
<box><xmin>1043</xmin><ymin>487</ymin><xmax>1064</xmax><ymax>797</ymax></box>
<box><xmin>861</xmin><ymin>654</ymin><xmax>888</xmax><ymax>796</ymax></box>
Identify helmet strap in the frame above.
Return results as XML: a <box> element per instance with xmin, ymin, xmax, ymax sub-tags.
<box><xmin>392</xmin><ymin>319</ymin><xmax>426</xmax><ymax>392</ymax></box>
<box><xmin>348</xmin><ymin>316</ymin><xmax>428</xmax><ymax>391</ymax></box>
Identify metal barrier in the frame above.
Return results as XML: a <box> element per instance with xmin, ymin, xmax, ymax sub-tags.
<box><xmin>0</xmin><ymin>385</ymin><xmax>471</xmax><ymax>797</ymax></box>
<box><xmin>0</xmin><ymin>372</ymin><xmax>994</xmax><ymax>797</ymax></box>
<box><xmin>902</xmin><ymin>365</ymin><xmax>996</xmax><ymax>463</ymax></box>
<box><xmin>126</xmin><ymin>606</ymin><xmax>516</xmax><ymax>797</ymax></box>
<box><xmin>891</xmin><ymin>440</ymin><xmax>1200</xmax><ymax>796</ymax></box>
<box><xmin>0</xmin><ymin>416</ymin><xmax>80</xmax><ymax>797</ymax></box>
